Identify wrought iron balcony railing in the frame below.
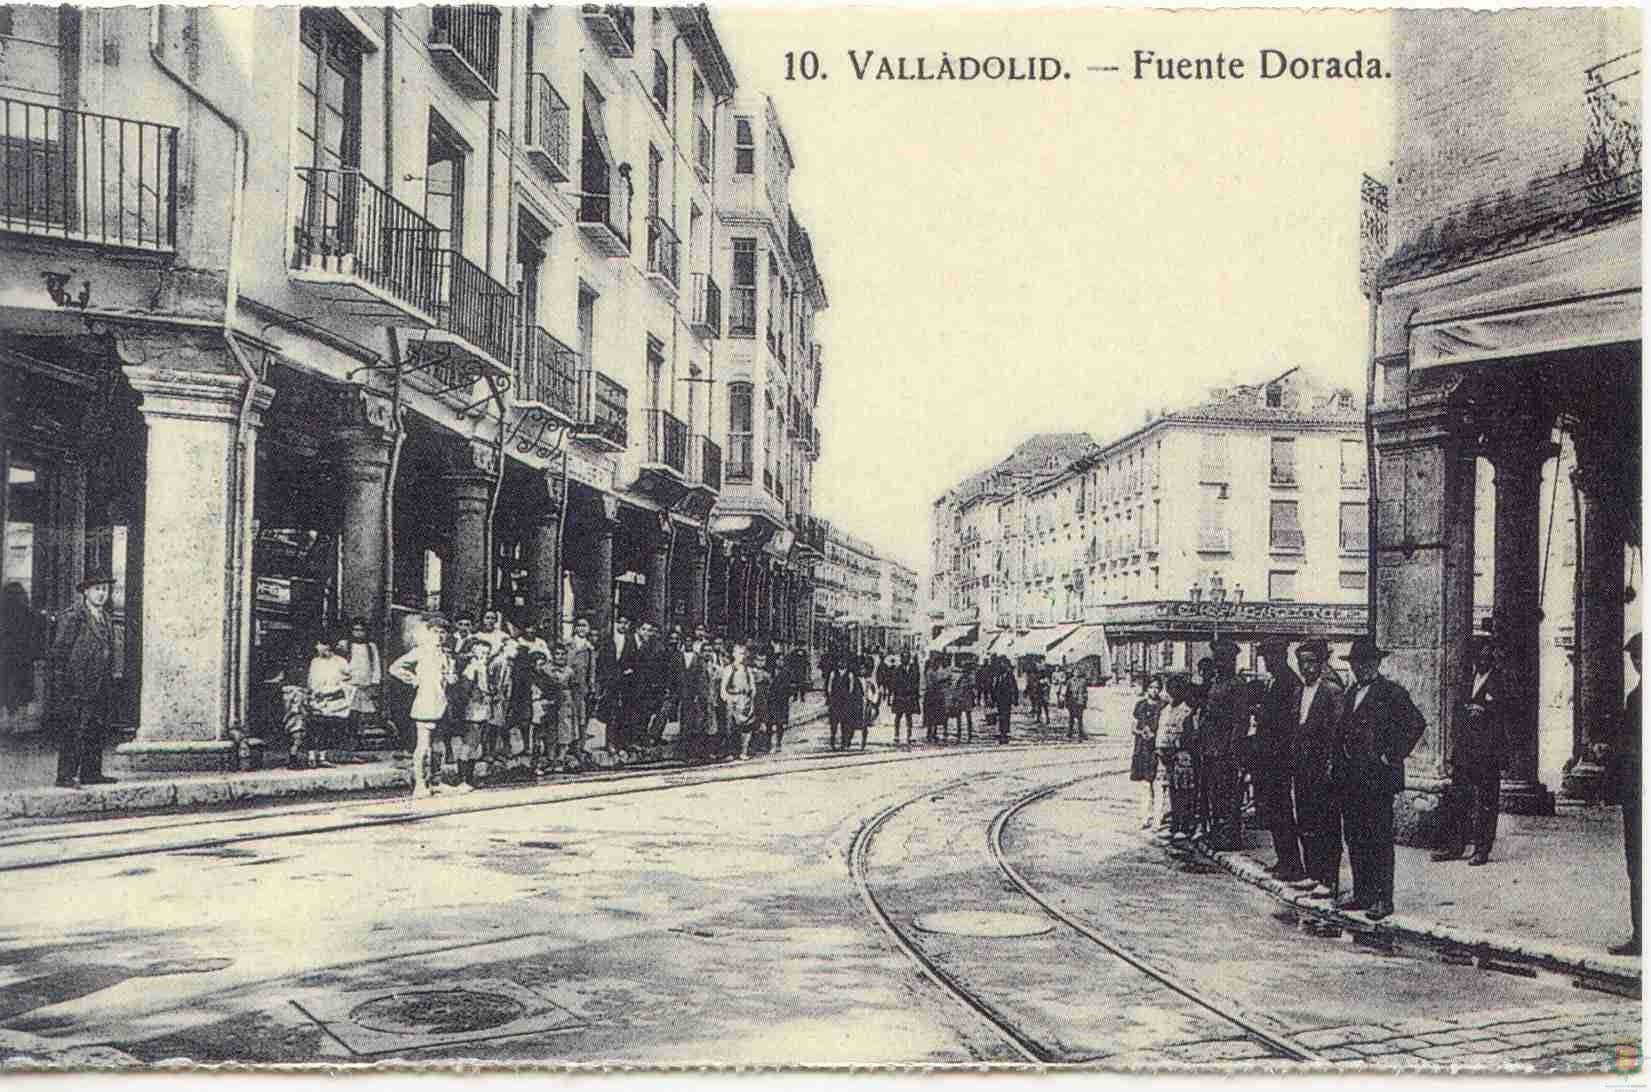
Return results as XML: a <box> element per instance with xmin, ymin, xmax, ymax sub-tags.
<box><xmin>729</xmin><ymin>284</ymin><xmax>757</xmax><ymax>336</ymax></box>
<box><xmin>644</xmin><ymin>214</ymin><xmax>680</xmax><ymax>289</ymax></box>
<box><xmin>577</xmin><ymin>165</ymin><xmax>631</xmax><ymax>255</ymax></box>
<box><xmin>581</xmin><ymin>5</ymin><xmax>636</xmax><ymax>58</ymax></box>
<box><xmin>694</xmin><ymin>434</ymin><xmax>722</xmax><ymax>493</ymax></box>
<box><xmin>575</xmin><ymin>367</ymin><xmax>627</xmax><ymax>450</ymax></box>
<box><xmin>645</xmin><ymin>408</ymin><xmax>688</xmax><ymax>476</ymax></box>
<box><xmin>515</xmin><ymin>324</ymin><xmax>579</xmax><ymax>420</ymax></box>
<box><xmin>725</xmin><ymin>434</ymin><xmax>754</xmax><ymax>481</ymax></box>
<box><xmin>524</xmin><ymin>73</ymin><xmax>571</xmax><ymax>183</ymax></box>
<box><xmin>292</xmin><ymin>167</ymin><xmax>441</xmax><ymax>316</ymax></box>
<box><xmin>1583</xmin><ymin>51</ymin><xmax>1641</xmax><ymax>204</ymax></box>
<box><xmin>689</xmin><ymin>272</ymin><xmax>721</xmax><ymax>338</ymax></box>
<box><xmin>432</xmin><ymin>248</ymin><xmax>516</xmax><ymax>369</ymax></box>
<box><xmin>429</xmin><ymin>6</ymin><xmax>502</xmax><ymax>99</ymax></box>
<box><xmin>1</xmin><ymin>96</ymin><xmax>179</xmax><ymax>251</ymax></box>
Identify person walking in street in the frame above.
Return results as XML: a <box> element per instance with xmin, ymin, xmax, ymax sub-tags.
<box><xmin>49</xmin><ymin>569</ymin><xmax>120</xmax><ymax>789</ymax></box>
<box><xmin>1286</xmin><ymin>639</ymin><xmax>1345</xmax><ymax>901</ymax></box>
<box><xmin>673</xmin><ymin>635</ymin><xmax>712</xmax><ymax>762</ymax></box>
<box><xmin>1333</xmin><ymin>637</ymin><xmax>1427</xmax><ymax>921</ymax></box>
<box><xmin>891</xmin><ymin>652</ymin><xmax>920</xmax><ymax>747</ymax></box>
<box><xmin>1431</xmin><ymin>629</ymin><xmax>1508</xmax><ymax>867</ymax></box>
<box><xmin>1255</xmin><ymin>638</ymin><xmax>1306</xmax><ymax>883</ymax></box>
<box><xmin>721</xmin><ymin>641</ymin><xmax>761</xmax><ymax>760</ymax></box>
<box><xmin>1198</xmin><ymin>639</ymin><xmax>1250</xmax><ymax>850</ymax></box>
<box><xmin>762</xmin><ymin>648</ymin><xmax>791</xmax><ymax>754</ymax></box>
<box><xmin>1131</xmin><ymin>674</ymin><xmax>1166</xmax><ymax>828</ymax></box>
<box><xmin>947</xmin><ymin>661</ymin><xmax>976</xmax><ymax>743</ymax></box>
<box><xmin>1027</xmin><ymin>666</ymin><xmax>1049</xmax><ymax>729</ymax></box>
<box><xmin>857</xmin><ymin>655</ymin><xmax>881</xmax><ymax>750</ymax></box>
<box><xmin>1156</xmin><ymin>674</ymin><xmax>1199</xmax><ymax>844</ymax></box>
<box><xmin>991</xmin><ymin>656</ymin><xmax>1019</xmax><ymax>745</ymax></box>
<box><xmin>825</xmin><ymin>655</ymin><xmax>862</xmax><ymax>751</ymax></box>
<box><xmin>389</xmin><ymin>614</ymin><xmax>456</xmax><ymax>799</ymax></box>
<box><xmin>923</xmin><ymin>656</ymin><xmax>948</xmax><ymax>744</ymax></box>
<box><xmin>1607</xmin><ymin>632</ymin><xmax>1642</xmax><ymax>956</ymax></box>
<box><xmin>1064</xmin><ymin>663</ymin><xmax>1090</xmax><ymax>740</ymax></box>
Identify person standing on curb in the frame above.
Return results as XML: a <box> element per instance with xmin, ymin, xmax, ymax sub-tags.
<box><xmin>1606</xmin><ymin>632</ymin><xmax>1642</xmax><ymax>956</ymax></box>
<box><xmin>991</xmin><ymin>656</ymin><xmax>1019</xmax><ymax>745</ymax></box>
<box><xmin>1432</xmin><ymin>628</ymin><xmax>1507</xmax><ymax>867</ymax></box>
<box><xmin>1254</xmin><ymin>639</ymin><xmax>1305</xmax><ymax>882</ymax></box>
<box><xmin>1286</xmin><ymin>639</ymin><xmax>1344</xmax><ymax>901</ymax></box>
<box><xmin>721</xmin><ymin>641</ymin><xmax>760</xmax><ymax>760</ymax></box>
<box><xmin>1064</xmin><ymin>662</ymin><xmax>1090</xmax><ymax>740</ymax></box>
<box><xmin>1199</xmin><ymin>639</ymin><xmax>1250</xmax><ymax>851</ymax></box>
<box><xmin>389</xmin><ymin>614</ymin><xmax>456</xmax><ymax>799</ymax></box>
<box><xmin>1333</xmin><ymin>637</ymin><xmax>1427</xmax><ymax>921</ymax></box>
<box><xmin>49</xmin><ymin>568</ymin><xmax>118</xmax><ymax>789</ymax></box>
<box><xmin>1130</xmin><ymin>674</ymin><xmax>1166</xmax><ymax>828</ymax></box>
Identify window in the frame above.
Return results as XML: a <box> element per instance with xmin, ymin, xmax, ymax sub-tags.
<box><xmin>730</xmin><ymin>237</ymin><xmax>757</xmax><ymax>335</ymax></box>
<box><xmin>425</xmin><ymin>111</ymin><xmax>468</xmax><ymax>248</ymax></box>
<box><xmin>1270</xmin><ymin>499</ymin><xmax>1304</xmax><ymax>551</ymax></box>
<box><xmin>727</xmin><ymin>383</ymin><xmax>753</xmax><ymax>481</ymax></box>
<box><xmin>1198</xmin><ymin>485</ymin><xmax>1228</xmax><ymax>550</ymax></box>
<box><xmin>1270</xmin><ymin>437</ymin><xmax>1297</xmax><ymax>486</ymax></box>
<box><xmin>295</xmin><ymin>11</ymin><xmax>363</xmax><ymax>249</ymax></box>
<box><xmin>1339</xmin><ymin>570</ymin><xmax>1367</xmax><ymax>591</ymax></box>
<box><xmin>646</xmin><ymin>335</ymin><xmax>664</xmax><ymax>409</ymax></box>
<box><xmin>577</xmin><ymin>284</ymin><xmax>597</xmax><ymax>368</ymax></box>
<box><xmin>1268</xmin><ymin>570</ymin><xmax>1298</xmax><ymax>602</ymax></box>
<box><xmin>1341</xmin><ymin>439</ymin><xmax>1368</xmax><ymax>487</ymax></box>
<box><xmin>1199</xmin><ymin>433</ymin><xmax>1228</xmax><ymax>481</ymax></box>
<box><xmin>1266</xmin><ymin>383</ymin><xmax>1283</xmax><ymax>408</ymax></box>
<box><xmin>734</xmin><ymin>116</ymin><xmax>755</xmax><ymax>174</ymax></box>
<box><xmin>651</xmin><ymin>49</ymin><xmax>669</xmax><ymax>114</ymax></box>
<box><xmin>516</xmin><ymin>219</ymin><xmax>546</xmax><ymax>327</ymax></box>
<box><xmin>646</xmin><ymin>144</ymin><xmax>661</xmax><ymax>221</ymax></box>
<box><xmin>1340</xmin><ymin>502</ymin><xmax>1369</xmax><ymax>553</ymax></box>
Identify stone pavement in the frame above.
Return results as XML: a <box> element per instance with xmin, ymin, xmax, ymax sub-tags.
<box><xmin>1288</xmin><ymin>1003</ymin><xmax>1641</xmax><ymax>1070</ymax></box>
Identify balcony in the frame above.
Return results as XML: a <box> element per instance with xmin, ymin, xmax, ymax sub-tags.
<box><xmin>292</xmin><ymin>167</ymin><xmax>441</xmax><ymax>322</ymax></box>
<box><xmin>1271</xmin><ymin>529</ymin><xmax>1307</xmax><ymax>553</ymax></box>
<box><xmin>725</xmin><ymin>434</ymin><xmax>753</xmax><ymax>482</ymax></box>
<box><xmin>524</xmin><ymin>73</ymin><xmax>571</xmax><ymax>184</ymax></box>
<box><xmin>514</xmin><ymin>324</ymin><xmax>578</xmax><ymax>422</ymax></box>
<box><xmin>689</xmin><ymin>272</ymin><xmax>721</xmax><ymax>338</ymax></box>
<box><xmin>729</xmin><ymin>284</ymin><xmax>757</xmax><ymax>336</ymax></box>
<box><xmin>694</xmin><ymin>117</ymin><xmax>712</xmax><ymax>181</ymax></box>
<box><xmin>1270</xmin><ymin>465</ymin><xmax>1298</xmax><ymax>487</ymax></box>
<box><xmin>581</xmin><ymin>4</ymin><xmax>635</xmax><ymax>58</ymax></box>
<box><xmin>577</xmin><ymin>166</ymin><xmax>631</xmax><ymax>256</ymax></box>
<box><xmin>574</xmin><ymin>368</ymin><xmax>627</xmax><ymax>451</ymax></box>
<box><xmin>644</xmin><ymin>408</ymin><xmax>688</xmax><ymax>476</ymax></box>
<box><xmin>1</xmin><ymin>97</ymin><xmax>179</xmax><ymax>252</ymax></box>
<box><xmin>1197</xmin><ymin>528</ymin><xmax>1232</xmax><ymax>553</ymax></box>
<box><xmin>692</xmin><ymin>434</ymin><xmax>722</xmax><ymax>494</ymax></box>
<box><xmin>402</xmin><ymin>248</ymin><xmax>516</xmax><ymax>382</ymax></box>
<box><xmin>429</xmin><ymin>6</ymin><xmax>501</xmax><ymax>100</ymax></box>
<box><xmin>644</xmin><ymin>215</ymin><xmax>680</xmax><ymax>295</ymax></box>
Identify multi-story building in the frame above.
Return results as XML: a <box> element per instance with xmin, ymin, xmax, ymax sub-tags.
<box><xmin>1365</xmin><ymin>9</ymin><xmax>1640</xmax><ymax>834</ymax></box>
<box><xmin>930</xmin><ymin>371</ymin><xmax>1371</xmax><ymax>676</ymax></box>
<box><xmin>882</xmin><ymin>557</ymin><xmax>920</xmax><ymax>653</ymax></box>
<box><xmin>0</xmin><ymin>5</ymin><xmax>831</xmax><ymax>769</ymax></box>
<box><xmin>809</xmin><ymin>518</ymin><xmax>917</xmax><ymax>656</ymax></box>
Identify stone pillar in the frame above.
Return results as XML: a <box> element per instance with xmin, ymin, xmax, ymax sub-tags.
<box><xmin>1486</xmin><ymin>415</ymin><xmax>1559</xmax><ymax>816</ymax></box>
<box><xmin>647</xmin><ymin>527</ymin><xmax>671</xmax><ymax>629</ymax></box>
<box><xmin>325</xmin><ymin>390</ymin><xmax>396</xmax><ymax>636</ymax></box>
<box><xmin>118</xmin><ymin>365</ymin><xmax>272</xmax><ymax>770</ymax></box>
<box><xmin>1563</xmin><ymin>432</ymin><xmax>1630</xmax><ymax>800</ymax></box>
<box><xmin>684</xmin><ymin>537</ymin><xmax>708</xmax><ymax>628</ymax></box>
<box><xmin>580</xmin><ymin>511</ymin><xmax>618</xmax><ymax>636</ymax></box>
<box><xmin>529</xmin><ymin>518</ymin><xmax>562</xmax><ymax>625</ymax></box>
<box><xmin>442</xmin><ymin>465</ymin><xmax>495</xmax><ymax>624</ymax></box>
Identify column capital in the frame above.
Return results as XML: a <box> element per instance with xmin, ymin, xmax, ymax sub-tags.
<box><xmin>125</xmin><ymin>366</ymin><xmax>274</xmax><ymax>426</ymax></box>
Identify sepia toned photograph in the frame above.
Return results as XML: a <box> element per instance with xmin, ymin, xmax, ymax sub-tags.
<box><xmin>0</xmin><ymin>0</ymin><xmax>1641</xmax><ymax>1075</ymax></box>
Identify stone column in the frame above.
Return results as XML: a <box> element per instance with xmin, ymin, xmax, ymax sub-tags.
<box><xmin>526</xmin><ymin>466</ymin><xmax>565</xmax><ymax>626</ymax></box>
<box><xmin>684</xmin><ymin>537</ymin><xmax>708</xmax><ymax>628</ymax></box>
<box><xmin>325</xmin><ymin>388</ymin><xmax>396</xmax><ymax>635</ymax></box>
<box><xmin>580</xmin><ymin>511</ymin><xmax>618</xmax><ymax>636</ymax></box>
<box><xmin>1563</xmin><ymin>430</ymin><xmax>1630</xmax><ymax>800</ymax></box>
<box><xmin>647</xmin><ymin>526</ymin><xmax>671</xmax><ymax>629</ymax></box>
<box><xmin>118</xmin><ymin>365</ymin><xmax>272</xmax><ymax>770</ymax></box>
<box><xmin>441</xmin><ymin>443</ymin><xmax>495</xmax><ymax>623</ymax></box>
<box><xmin>1486</xmin><ymin>412</ymin><xmax>1559</xmax><ymax>816</ymax></box>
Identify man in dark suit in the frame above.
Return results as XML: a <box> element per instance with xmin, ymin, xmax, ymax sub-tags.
<box><xmin>825</xmin><ymin>657</ymin><xmax>863</xmax><ymax>751</ymax></box>
<box><xmin>1286</xmin><ymin>639</ymin><xmax>1345</xmax><ymax>900</ymax></box>
<box><xmin>1432</xmin><ymin>630</ymin><xmax>1508</xmax><ymax>866</ymax></box>
<box><xmin>49</xmin><ymin>568</ymin><xmax>119</xmax><ymax>788</ymax></box>
<box><xmin>1200</xmin><ymin>639</ymin><xmax>1251</xmax><ymax>850</ymax></box>
<box><xmin>1334</xmin><ymin>636</ymin><xmax>1428</xmax><ymax>920</ymax></box>
<box><xmin>1608</xmin><ymin>633</ymin><xmax>1641</xmax><ymax>956</ymax></box>
<box><xmin>1254</xmin><ymin>638</ymin><xmax>1305</xmax><ymax>882</ymax></box>
<box><xmin>594</xmin><ymin>616</ymin><xmax>635</xmax><ymax>756</ymax></box>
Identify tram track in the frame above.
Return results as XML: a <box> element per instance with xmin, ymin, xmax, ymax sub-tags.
<box><xmin>849</xmin><ymin>768</ymin><xmax>1323</xmax><ymax>1066</ymax></box>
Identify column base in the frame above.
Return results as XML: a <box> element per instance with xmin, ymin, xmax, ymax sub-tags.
<box><xmin>1394</xmin><ymin>778</ymin><xmax>1450</xmax><ymax>847</ymax></box>
<box><xmin>1561</xmin><ymin>759</ymin><xmax>1612</xmax><ymax>802</ymax></box>
<box><xmin>1500</xmin><ymin>778</ymin><xmax>1557</xmax><ymax>816</ymax></box>
<box><xmin>114</xmin><ymin>739</ymin><xmax>239</xmax><ymax>774</ymax></box>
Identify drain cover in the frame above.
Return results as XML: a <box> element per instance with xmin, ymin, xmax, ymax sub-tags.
<box><xmin>351</xmin><ymin>990</ymin><xmax>527</xmax><ymax>1036</ymax></box>
<box><xmin>912</xmin><ymin>911</ymin><xmax>1054</xmax><ymax>937</ymax></box>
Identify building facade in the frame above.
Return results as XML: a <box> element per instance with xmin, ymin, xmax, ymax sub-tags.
<box><xmin>811</xmin><ymin>518</ymin><xmax>916</xmax><ymax>656</ymax></box>
<box><xmin>1366</xmin><ymin>9</ymin><xmax>1640</xmax><ymax>837</ymax></box>
<box><xmin>0</xmin><ymin>5</ymin><xmax>832</xmax><ymax>768</ymax></box>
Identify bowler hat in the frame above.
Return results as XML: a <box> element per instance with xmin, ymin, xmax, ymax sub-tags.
<box><xmin>425</xmin><ymin>613</ymin><xmax>452</xmax><ymax>630</ymax></box>
<box><xmin>79</xmin><ymin>567</ymin><xmax>115</xmax><ymax>591</ymax></box>
<box><xmin>1346</xmin><ymin>636</ymin><xmax>1387</xmax><ymax>663</ymax></box>
<box><xmin>1210</xmin><ymin>638</ymin><xmax>1240</xmax><ymax>657</ymax></box>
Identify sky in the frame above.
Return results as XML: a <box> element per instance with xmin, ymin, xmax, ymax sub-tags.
<box><xmin>712</xmin><ymin>6</ymin><xmax>1395</xmax><ymax>577</ymax></box>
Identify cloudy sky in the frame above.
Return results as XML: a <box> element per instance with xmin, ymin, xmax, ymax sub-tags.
<box><xmin>713</xmin><ymin>6</ymin><xmax>1395</xmax><ymax>577</ymax></box>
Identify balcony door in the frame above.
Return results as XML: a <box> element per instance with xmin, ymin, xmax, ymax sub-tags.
<box><xmin>295</xmin><ymin>11</ymin><xmax>363</xmax><ymax>261</ymax></box>
<box><xmin>1</xmin><ymin>6</ymin><xmax>81</xmax><ymax>229</ymax></box>
<box><xmin>424</xmin><ymin>112</ymin><xmax>466</xmax><ymax>253</ymax></box>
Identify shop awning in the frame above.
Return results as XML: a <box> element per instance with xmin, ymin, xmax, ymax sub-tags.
<box><xmin>1048</xmin><ymin>624</ymin><xmax>1111</xmax><ymax>673</ymax></box>
<box><xmin>1010</xmin><ymin>624</ymin><xmax>1080</xmax><ymax>658</ymax></box>
<box><xmin>1409</xmin><ymin>253</ymin><xmax>1640</xmax><ymax>370</ymax></box>
<box><xmin>926</xmin><ymin>624</ymin><xmax>978</xmax><ymax>654</ymax></box>
<box><xmin>982</xmin><ymin>631</ymin><xmax>1013</xmax><ymax>656</ymax></box>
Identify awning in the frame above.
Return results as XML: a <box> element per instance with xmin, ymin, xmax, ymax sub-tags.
<box><xmin>1010</xmin><ymin>624</ymin><xmax>1081</xmax><ymax>658</ymax></box>
<box><xmin>982</xmin><ymin>631</ymin><xmax>1013</xmax><ymax>655</ymax></box>
<box><xmin>1048</xmin><ymin>624</ymin><xmax>1111</xmax><ymax>672</ymax></box>
<box><xmin>926</xmin><ymin>624</ymin><xmax>978</xmax><ymax>654</ymax></box>
<box><xmin>1409</xmin><ymin>254</ymin><xmax>1640</xmax><ymax>370</ymax></box>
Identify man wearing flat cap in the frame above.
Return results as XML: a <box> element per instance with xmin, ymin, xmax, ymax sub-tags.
<box><xmin>1199</xmin><ymin>638</ymin><xmax>1250</xmax><ymax>850</ymax></box>
<box><xmin>49</xmin><ymin>568</ymin><xmax>119</xmax><ymax>789</ymax></box>
<box><xmin>1333</xmin><ymin>636</ymin><xmax>1427</xmax><ymax>920</ymax></box>
<box><xmin>1253</xmin><ymin>638</ymin><xmax>1305</xmax><ymax>881</ymax></box>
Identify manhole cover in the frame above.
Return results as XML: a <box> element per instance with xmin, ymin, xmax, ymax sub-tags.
<box><xmin>912</xmin><ymin>911</ymin><xmax>1054</xmax><ymax>937</ymax></box>
<box><xmin>349</xmin><ymin>990</ymin><xmax>526</xmax><ymax>1036</ymax></box>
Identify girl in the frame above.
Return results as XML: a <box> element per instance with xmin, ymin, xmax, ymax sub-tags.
<box><xmin>1130</xmin><ymin>675</ymin><xmax>1166</xmax><ymax>829</ymax></box>
<box><xmin>536</xmin><ymin>642</ymin><xmax>577</xmax><ymax>772</ymax></box>
<box><xmin>857</xmin><ymin>655</ymin><xmax>881</xmax><ymax>751</ymax></box>
<box><xmin>306</xmin><ymin>636</ymin><xmax>353</xmax><ymax>766</ymax></box>
<box><xmin>388</xmin><ymin>615</ymin><xmax>456</xmax><ymax>798</ymax></box>
<box><xmin>453</xmin><ymin>637</ymin><xmax>493</xmax><ymax>792</ymax></box>
<box><xmin>1156</xmin><ymin>675</ymin><xmax>1200</xmax><ymax>844</ymax></box>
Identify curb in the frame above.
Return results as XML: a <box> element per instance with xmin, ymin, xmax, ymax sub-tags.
<box><xmin>1194</xmin><ymin>840</ymin><xmax>1641</xmax><ymax>989</ymax></box>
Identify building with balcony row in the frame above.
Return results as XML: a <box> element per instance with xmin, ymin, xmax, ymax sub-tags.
<box><xmin>0</xmin><ymin>4</ymin><xmax>829</xmax><ymax>769</ymax></box>
<box><xmin>927</xmin><ymin>369</ymin><xmax>1370</xmax><ymax>678</ymax></box>
<box><xmin>812</xmin><ymin>518</ymin><xmax>919</xmax><ymax>657</ymax></box>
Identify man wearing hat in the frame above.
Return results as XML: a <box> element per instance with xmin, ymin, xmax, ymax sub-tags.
<box><xmin>1431</xmin><ymin>626</ymin><xmax>1508</xmax><ymax>867</ymax></box>
<box><xmin>1253</xmin><ymin>638</ymin><xmax>1306</xmax><ymax>882</ymax></box>
<box><xmin>1199</xmin><ymin>638</ymin><xmax>1251</xmax><ymax>850</ymax></box>
<box><xmin>1605</xmin><ymin>632</ymin><xmax>1641</xmax><ymax>956</ymax></box>
<box><xmin>48</xmin><ymin>567</ymin><xmax>120</xmax><ymax>788</ymax></box>
<box><xmin>1334</xmin><ymin>636</ymin><xmax>1427</xmax><ymax>920</ymax></box>
<box><xmin>1290</xmin><ymin>638</ymin><xmax>1346</xmax><ymax>900</ymax></box>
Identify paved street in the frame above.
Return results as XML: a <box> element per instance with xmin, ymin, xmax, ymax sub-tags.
<box><xmin>0</xmin><ymin>696</ymin><xmax>1637</xmax><ymax>1071</ymax></box>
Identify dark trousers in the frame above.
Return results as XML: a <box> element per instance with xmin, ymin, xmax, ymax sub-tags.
<box><xmin>1625</xmin><ymin>794</ymin><xmax>1641</xmax><ymax>940</ymax></box>
<box><xmin>995</xmin><ymin>701</ymin><xmax>1013</xmax><ymax>741</ymax></box>
<box><xmin>55</xmin><ymin>701</ymin><xmax>107</xmax><ymax>784</ymax></box>
<box><xmin>829</xmin><ymin>713</ymin><xmax>854</xmax><ymax>749</ymax></box>
<box><xmin>1294</xmin><ymin>776</ymin><xmax>1342</xmax><ymax>889</ymax></box>
<box><xmin>1205</xmin><ymin>752</ymin><xmax>1243</xmax><ymax>843</ymax></box>
<box><xmin>1440</xmin><ymin>766</ymin><xmax>1501</xmax><ymax>854</ymax></box>
<box><xmin>1260</xmin><ymin>770</ymin><xmax>1303</xmax><ymax>872</ymax></box>
<box><xmin>1343</xmin><ymin>789</ymin><xmax>1397</xmax><ymax>906</ymax></box>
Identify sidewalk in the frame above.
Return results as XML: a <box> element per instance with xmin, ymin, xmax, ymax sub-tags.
<box><xmin>0</xmin><ymin>693</ymin><xmax>829</xmax><ymax>824</ymax></box>
<box><xmin>1198</xmin><ymin>804</ymin><xmax>1640</xmax><ymax>985</ymax></box>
